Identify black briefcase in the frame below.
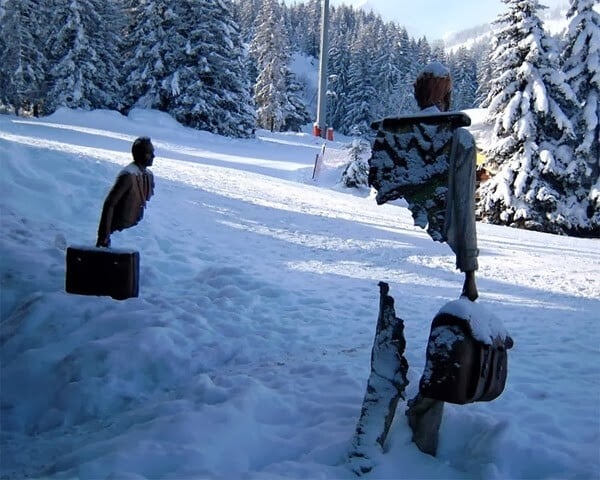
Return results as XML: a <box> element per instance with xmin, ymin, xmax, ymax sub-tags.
<box><xmin>65</xmin><ymin>245</ymin><xmax>140</xmax><ymax>300</ymax></box>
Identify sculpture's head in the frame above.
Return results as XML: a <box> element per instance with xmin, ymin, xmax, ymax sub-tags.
<box><xmin>414</xmin><ymin>62</ymin><xmax>452</xmax><ymax>112</ymax></box>
<box><xmin>132</xmin><ymin>137</ymin><xmax>155</xmax><ymax>168</ymax></box>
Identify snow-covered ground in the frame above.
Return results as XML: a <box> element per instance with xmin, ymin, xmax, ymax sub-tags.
<box><xmin>1</xmin><ymin>108</ymin><xmax>598</xmax><ymax>479</ymax></box>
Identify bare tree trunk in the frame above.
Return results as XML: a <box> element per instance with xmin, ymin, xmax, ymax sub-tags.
<box><xmin>348</xmin><ymin>282</ymin><xmax>409</xmax><ymax>475</ymax></box>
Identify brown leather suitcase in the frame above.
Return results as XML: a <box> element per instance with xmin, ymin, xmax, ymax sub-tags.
<box><xmin>65</xmin><ymin>245</ymin><xmax>139</xmax><ymax>300</ymax></box>
<box><xmin>418</xmin><ymin>313</ymin><xmax>511</xmax><ymax>405</ymax></box>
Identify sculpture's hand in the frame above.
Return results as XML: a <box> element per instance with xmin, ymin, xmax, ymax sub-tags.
<box><xmin>96</xmin><ymin>235</ymin><xmax>111</xmax><ymax>248</ymax></box>
<box><xmin>461</xmin><ymin>271</ymin><xmax>478</xmax><ymax>301</ymax></box>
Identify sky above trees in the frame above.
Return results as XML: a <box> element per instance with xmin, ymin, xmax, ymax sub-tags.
<box><xmin>297</xmin><ymin>0</ymin><xmax>571</xmax><ymax>38</ymax></box>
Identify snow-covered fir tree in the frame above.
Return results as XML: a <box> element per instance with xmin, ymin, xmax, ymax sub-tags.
<box><xmin>283</xmin><ymin>70</ymin><xmax>311</xmax><ymax>132</ymax></box>
<box><xmin>122</xmin><ymin>1</ymin><xmax>187</xmax><ymax>110</ymax></box>
<box><xmin>299</xmin><ymin>0</ymin><xmax>322</xmax><ymax>58</ymax></box>
<box><xmin>123</xmin><ymin>0</ymin><xmax>254</xmax><ymax>137</ymax></box>
<box><xmin>370</xmin><ymin>21</ymin><xmax>404</xmax><ymax>120</ymax></box>
<box><xmin>231</xmin><ymin>0</ymin><xmax>261</xmax><ymax>44</ymax></box>
<box><xmin>183</xmin><ymin>0</ymin><xmax>255</xmax><ymax>137</ymax></box>
<box><xmin>345</xmin><ymin>23</ymin><xmax>379</xmax><ymax>135</ymax></box>
<box><xmin>250</xmin><ymin>0</ymin><xmax>290</xmax><ymax>132</ymax></box>
<box><xmin>327</xmin><ymin>6</ymin><xmax>358</xmax><ymax>133</ymax></box>
<box><xmin>392</xmin><ymin>26</ymin><xmax>420</xmax><ymax>113</ymax></box>
<box><xmin>478</xmin><ymin>0</ymin><xmax>586</xmax><ymax>235</ymax></box>
<box><xmin>474</xmin><ymin>41</ymin><xmax>494</xmax><ymax>107</ymax></box>
<box><xmin>416</xmin><ymin>37</ymin><xmax>432</xmax><ymax>72</ymax></box>
<box><xmin>449</xmin><ymin>46</ymin><xmax>478</xmax><ymax>110</ymax></box>
<box><xmin>340</xmin><ymin>138</ymin><xmax>370</xmax><ymax>188</ymax></box>
<box><xmin>45</xmin><ymin>0</ymin><xmax>123</xmax><ymax>113</ymax></box>
<box><xmin>0</xmin><ymin>0</ymin><xmax>48</xmax><ymax>115</ymax></box>
<box><xmin>561</xmin><ymin>0</ymin><xmax>600</xmax><ymax>234</ymax></box>
<box><xmin>430</xmin><ymin>41</ymin><xmax>448</xmax><ymax>65</ymax></box>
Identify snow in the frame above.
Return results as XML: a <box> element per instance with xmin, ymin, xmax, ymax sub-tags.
<box><xmin>437</xmin><ymin>297</ymin><xmax>509</xmax><ymax>345</ymax></box>
<box><xmin>1</xmin><ymin>107</ymin><xmax>599</xmax><ymax>479</ymax></box>
<box><xmin>420</xmin><ymin>61</ymin><xmax>450</xmax><ymax>78</ymax></box>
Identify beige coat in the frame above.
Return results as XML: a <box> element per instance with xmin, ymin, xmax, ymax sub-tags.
<box><xmin>444</xmin><ymin>128</ymin><xmax>479</xmax><ymax>272</ymax></box>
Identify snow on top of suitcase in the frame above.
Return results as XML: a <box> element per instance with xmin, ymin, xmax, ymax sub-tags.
<box><xmin>437</xmin><ymin>297</ymin><xmax>510</xmax><ymax>345</ymax></box>
<box><xmin>68</xmin><ymin>245</ymin><xmax>139</xmax><ymax>255</ymax></box>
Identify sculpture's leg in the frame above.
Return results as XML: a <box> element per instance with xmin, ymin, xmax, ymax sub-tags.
<box><xmin>406</xmin><ymin>393</ymin><xmax>445</xmax><ymax>456</ymax></box>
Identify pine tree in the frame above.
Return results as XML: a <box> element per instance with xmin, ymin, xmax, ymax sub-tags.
<box><xmin>478</xmin><ymin>0</ymin><xmax>584</xmax><ymax>235</ymax></box>
<box><xmin>45</xmin><ymin>0</ymin><xmax>123</xmax><ymax>113</ymax></box>
<box><xmin>449</xmin><ymin>46</ymin><xmax>478</xmax><ymax>110</ymax></box>
<box><xmin>340</xmin><ymin>138</ymin><xmax>370</xmax><ymax>188</ymax></box>
<box><xmin>231</xmin><ymin>0</ymin><xmax>261</xmax><ymax>43</ymax></box>
<box><xmin>371</xmin><ymin>21</ymin><xmax>403</xmax><ymax>119</ymax></box>
<box><xmin>430</xmin><ymin>41</ymin><xmax>447</xmax><ymax>65</ymax></box>
<box><xmin>250</xmin><ymin>0</ymin><xmax>290</xmax><ymax>132</ymax></box>
<box><xmin>474</xmin><ymin>41</ymin><xmax>494</xmax><ymax>107</ymax></box>
<box><xmin>303</xmin><ymin>0</ymin><xmax>322</xmax><ymax>58</ymax></box>
<box><xmin>344</xmin><ymin>24</ymin><xmax>378</xmax><ymax>135</ymax></box>
<box><xmin>562</xmin><ymin>0</ymin><xmax>600</xmax><ymax>234</ymax></box>
<box><xmin>122</xmin><ymin>1</ymin><xmax>190</xmax><ymax>112</ymax></box>
<box><xmin>123</xmin><ymin>0</ymin><xmax>254</xmax><ymax>137</ymax></box>
<box><xmin>0</xmin><ymin>0</ymin><xmax>48</xmax><ymax>115</ymax></box>
<box><xmin>327</xmin><ymin>6</ymin><xmax>355</xmax><ymax>132</ymax></box>
<box><xmin>183</xmin><ymin>0</ymin><xmax>255</xmax><ymax>137</ymax></box>
<box><xmin>394</xmin><ymin>27</ymin><xmax>420</xmax><ymax>113</ymax></box>
<box><xmin>283</xmin><ymin>70</ymin><xmax>311</xmax><ymax>132</ymax></box>
<box><xmin>123</xmin><ymin>1</ymin><xmax>187</xmax><ymax>111</ymax></box>
<box><xmin>416</xmin><ymin>37</ymin><xmax>432</xmax><ymax>71</ymax></box>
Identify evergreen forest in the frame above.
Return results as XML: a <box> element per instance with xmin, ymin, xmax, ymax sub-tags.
<box><xmin>0</xmin><ymin>0</ymin><xmax>597</xmax><ymax>236</ymax></box>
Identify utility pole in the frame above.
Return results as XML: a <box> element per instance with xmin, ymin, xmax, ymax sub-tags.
<box><xmin>314</xmin><ymin>0</ymin><xmax>329</xmax><ymax>138</ymax></box>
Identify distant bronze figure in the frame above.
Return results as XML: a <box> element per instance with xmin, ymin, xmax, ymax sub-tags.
<box><xmin>97</xmin><ymin>137</ymin><xmax>155</xmax><ymax>248</ymax></box>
